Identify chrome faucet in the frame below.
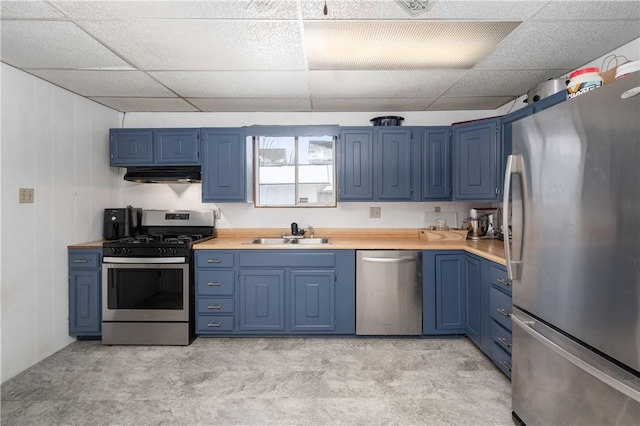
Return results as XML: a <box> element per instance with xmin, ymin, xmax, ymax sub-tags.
<box><xmin>308</xmin><ymin>225</ymin><xmax>314</xmax><ymax>238</ymax></box>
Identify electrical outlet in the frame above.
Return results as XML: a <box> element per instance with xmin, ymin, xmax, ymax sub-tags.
<box><xmin>434</xmin><ymin>206</ymin><xmax>441</xmax><ymax>212</ymax></box>
<box><xmin>214</xmin><ymin>209</ymin><xmax>221</xmax><ymax>220</ymax></box>
<box><xmin>19</xmin><ymin>188</ymin><xmax>35</xmax><ymax>204</ymax></box>
<box><xmin>369</xmin><ymin>206</ymin><xmax>381</xmax><ymax>219</ymax></box>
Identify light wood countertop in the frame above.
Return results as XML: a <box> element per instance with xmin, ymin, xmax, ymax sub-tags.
<box><xmin>194</xmin><ymin>228</ymin><xmax>507</xmax><ymax>265</ymax></box>
<box><xmin>68</xmin><ymin>240</ymin><xmax>107</xmax><ymax>249</ymax></box>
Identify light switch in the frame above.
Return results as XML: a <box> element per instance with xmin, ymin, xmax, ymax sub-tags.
<box><xmin>369</xmin><ymin>207</ymin><xmax>381</xmax><ymax>219</ymax></box>
<box><xmin>19</xmin><ymin>188</ymin><xmax>35</xmax><ymax>204</ymax></box>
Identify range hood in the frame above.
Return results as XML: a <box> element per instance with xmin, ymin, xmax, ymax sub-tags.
<box><xmin>123</xmin><ymin>166</ymin><xmax>201</xmax><ymax>184</ymax></box>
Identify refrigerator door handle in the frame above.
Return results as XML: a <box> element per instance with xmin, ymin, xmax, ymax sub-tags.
<box><xmin>503</xmin><ymin>154</ymin><xmax>525</xmax><ymax>280</ymax></box>
<box><xmin>512</xmin><ymin>313</ymin><xmax>640</xmax><ymax>403</ymax></box>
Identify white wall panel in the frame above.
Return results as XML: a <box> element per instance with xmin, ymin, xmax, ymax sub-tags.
<box><xmin>1</xmin><ymin>64</ymin><xmax>120</xmax><ymax>382</ymax></box>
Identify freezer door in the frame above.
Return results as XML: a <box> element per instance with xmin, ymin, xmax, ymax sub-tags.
<box><xmin>512</xmin><ymin>308</ymin><xmax>640</xmax><ymax>426</ymax></box>
<box><xmin>507</xmin><ymin>73</ymin><xmax>640</xmax><ymax>372</ymax></box>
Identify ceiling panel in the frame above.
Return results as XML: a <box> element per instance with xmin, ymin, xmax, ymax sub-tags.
<box><xmin>532</xmin><ymin>1</ymin><xmax>640</xmax><ymax>20</ymax></box>
<box><xmin>309</xmin><ymin>70</ymin><xmax>467</xmax><ymax>98</ymax></box>
<box><xmin>89</xmin><ymin>97</ymin><xmax>198</xmax><ymax>112</ymax></box>
<box><xmin>475</xmin><ymin>20</ymin><xmax>640</xmax><ymax>70</ymax></box>
<box><xmin>445</xmin><ymin>69</ymin><xmax>571</xmax><ymax>97</ymax></box>
<box><xmin>0</xmin><ymin>20</ymin><xmax>132</xmax><ymax>69</ymax></box>
<box><xmin>301</xmin><ymin>0</ymin><xmax>546</xmax><ymax>20</ymax></box>
<box><xmin>79</xmin><ymin>20</ymin><xmax>307</xmax><ymax>71</ymax></box>
<box><xmin>189</xmin><ymin>98</ymin><xmax>312</xmax><ymax>112</ymax></box>
<box><xmin>52</xmin><ymin>0</ymin><xmax>299</xmax><ymax>20</ymax></box>
<box><xmin>305</xmin><ymin>21</ymin><xmax>521</xmax><ymax>70</ymax></box>
<box><xmin>25</xmin><ymin>70</ymin><xmax>176</xmax><ymax>97</ymax></box>
<box><xmin>150</xmin><ymin>71</ymin><xmax>310</xmax><ymax>98</ymax></box>
<box><xmin>0</xmin><ymin>1</ymin><xmax>63</xmax><ymax>19</ymax></box>
<box><xmin>312</xmin><ymin>97</ymin><xmax>436</xmax><ymax>111</ymax></box>
<box><xmin>428</xmin><ymin>96</ymin><xmax>513</xmax><ymax>110</ymax></box>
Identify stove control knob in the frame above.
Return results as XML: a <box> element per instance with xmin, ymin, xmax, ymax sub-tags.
<box><xmin>111</xmin><ymin>247</ymin><xmax>121</xmax><ymax>255</ymax></box>
<box><xmin>124</xmin><ymin>248</ymin><xmax>132</xmax><ymax>255</ymax></box>
<box><xmin>170</xmin><ymin>248</ymin><xmax>178</xmax><ymax>255</ymax></box>
<box><xmin>158</xmin><ymin>247</ymin><xmax>167</xmax><ymax>255</ymax></box>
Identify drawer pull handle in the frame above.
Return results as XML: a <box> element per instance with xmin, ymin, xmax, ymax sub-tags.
<box><xmin>207</xmin><ymin>259</ymin><xmax>221</xmax><ymax>263</ymax></box>
<box><xmin>207</xmin><ymin>282</ymin><xmax>222</xmax><ymax>287</ymax></box>
<box><xmin>499</xmin><ymin>360</ymin><xmax>512</xmax><ymax>372</ymax></box>
<box><xmin>496</xmin><ymin>307</ymin><xmax>511</xmax><ymax>318</ymax></box>
<box><xmin>497</xmin><ymin>278</ymin><xmax>511</xmax><ymax>286</ymax></box>
<box><xmin>73</xmin><ymin>259</ymin><xmax>89</xmax><ymax>263</ymax></box>
<box><xmin>207</xmin><ymin>322</ymin><xmax>222</xmax><ymax>328</ymax></box>
<box><xmin>498</xmin><ymin>337</ymin><xmax>512</xmax><ymax>348</ymax></box>
<box><xmin>208</xmin><ymin>304</ymin><xmax>222</xmax><ymax>310</ymax></box>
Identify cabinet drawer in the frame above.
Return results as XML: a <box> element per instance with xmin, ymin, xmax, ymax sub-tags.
<box><xmin>195</xmin><ymin>251</ymin><xmax>235</xmax><ymax>268</ymax></box>
<box><xmin>197</xmin><ymin>270</ymin><xmax>235</xmax><ymax>296</ymax></box>
<box><xmin>68</xmin><ymin>251</ymin><xmax>101</xmax><ymax>268</ymax></box>
<box><xmin>490</xmin><ymin>286</ymin><xmax>512</xmax><ymax>331</ymax></box>
<box><xmin>197</xmin><ymin>298</ymin><xmax>235</xmax><ymax>314</ymax></box>
<box><xmin>491</xmin><ymin>320</ymin><xmax>512</xmax><ymax>354</ymax></box>
<box><xmin>490</xmin><ymin>264</ymin><xmax>511</xmax><ymax>294</ymax></box>
<box><xmin>238</xmin><ymin>251</ymin><xmax>336</xmax><ymax>268</ymax></box>
<box><xmin>196</xmin><ymin>315</ymin><xmax>235</xmax><ymax>333</ymax></box>
<box><xmin>493</xmin><ymin>344</ymin><xmax>512</xmax><ymax>377</ymax></box>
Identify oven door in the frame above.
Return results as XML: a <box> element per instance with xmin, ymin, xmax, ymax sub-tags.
<box><xmin>102</xmin><ymin>258</ymin><xmax>189</xmax><ymax>322</ymax></box>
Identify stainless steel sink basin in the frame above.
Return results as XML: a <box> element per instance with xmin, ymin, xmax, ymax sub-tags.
<box><xmin>244</xmin><ymin>237</ymin><xmax>331</xmax><ymax>245</ymax></box>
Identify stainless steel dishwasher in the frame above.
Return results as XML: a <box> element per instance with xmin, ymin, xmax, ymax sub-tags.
<box><xmin>356</xmin><ymin>250</ymin><xmax>422</xmax><ymax>335</ymax></box>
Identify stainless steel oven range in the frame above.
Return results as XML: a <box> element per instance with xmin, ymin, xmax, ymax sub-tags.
<box><xmin>102</xmin><ymin>210</ymin><xmax>215</xmax><ymax>345</ymax></box>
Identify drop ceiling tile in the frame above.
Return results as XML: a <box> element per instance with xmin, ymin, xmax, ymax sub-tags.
<box><xmin>89</xmin><ymin>97</ymin><xmax>199</xmax><ymax>112</ymax></box>
<box><xmin>150</xmin><ymin>71</ymin><xmax>310</xmax><ymax>98</ymax></box>
<box><xmin>301</xmin><ymin>0</ymin><xmax>546</xmax><ymax>20</ymax></box>
<box><xmin>0</xmin><ymin>21</ymin><xmax>132</xmax><ymax>70</ymax></box>
<box><xmin>305</xmin><ymin>21</ymin><xmax>521</xmax><ymax>70</ymax></box>
<box><xmin>25</xmin><ymin>70</ymin><xmax>175</xmax><ymax>97</ymax></box>
<box><xmin>53</xmin><ymin>0</ymin><xmax>298</xmax><ymax>20</ymax></box>
<box><xmin>188</xmin><ymin>98</ymin><xmax>312</xmax><ymax>112</ymax></box>
<box><xmin>445</xmin><ymin>69</ymin><xmax>571</xmax><ymax>97</ymax></box>
<box><xmin>532</xmin><ymin>1</ymin><xmax>640</xmax><ymax>20</ymax></box>
<box><xmin>79</xmin><ymin>20</ymin><xmax>306</xmax><ymax>71</ymax></box>
<box><xmin>312</xmin><ymin>98</ymin><xmax>436</xmax><ymax>111</ymax></box>
<box><xmin>0</xmin><ymin>1</ymin><xmax>63</xmax><ymax>19</ymax></box>
<box><xmin>428</xmin><ymin>97</ymin><xmax>514</xmax><ymax>110</ymax></box>
<box><xmin>475</xmin><ymin>20</ymin><xmax>640</xmax><ymax>70</ymax></box>
<box><xmin>309</xmin><ymin>70</ymin><xmax>466</xmax><ymax>98</ymax></box>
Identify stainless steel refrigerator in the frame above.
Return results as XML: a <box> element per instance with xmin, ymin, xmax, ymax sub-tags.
<box><xmin>503</xmin><ymin>73</ymin><xmax>640</xmax><ymax>425</ymax></box>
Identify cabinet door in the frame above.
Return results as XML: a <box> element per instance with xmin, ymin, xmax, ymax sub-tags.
<box><xmin>421</xmin><ymin>127</ymin><xmax>451</xmax><ymax>200</ymax></box>
<box><xmin>435</xmin><ymin>254</ymin><xmax>465</xmax><ymax>330</ymax></box>
<box><xmin>240</xmin><ymin>270</ymin><xmax>285</xmax><ymax>331</ymax></box>
<box><xmin>376</xmin><ymin>128</ymin><xmax>413</xmax><ymax>200</ymax></box>
<box><xmin>69</xmin><ymin>269</ymin><xmax>101</xmax><ymax>335</ymax></box>
<box><xmin>452</xmin><ymin>119</ymin><xmax>499</xmax><ymax>200</ymax></box>
<box><xmin>109</xmin><ymin>129</ymin><xmax>154</xmax><ymax>166</ymax></box>
<box><xmin>154</xmin><ymin>129</ymin><xmax>200</xmax><ymax>165</ymax></box>
<box><xmin>339</xmin><ymin>128</ymin><xmax>374</xmax><ymax>200</ymax></box>
<box><xmin>290</xmin><ymin>270</ymin><xmax>335</xmax><ymax>332</ymax></box>
<box><xmin>201</xmin><ymin>128</ymin><xmax>246</xmax><ymax>202</ymax></box>
<box><xmin>464</xmin><ymin>255</ymin><xmax>482</xmax><ymax>345</ymax></box>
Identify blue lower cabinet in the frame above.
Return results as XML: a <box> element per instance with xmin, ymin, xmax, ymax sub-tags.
<box><xmin>423</xmin><ymin>251</ymin><xmax>466</xmax><ymax>335</ymax></box>
<box><xmin>68</xmin><ymin>249</ymin><xmax>102</xmax><ymax>337</ymax></box>
<box><xmin>464</xmin><ymin>255</ymin><xmax>482</xmax><ymax>345</ymax></box>
<box><xmin>240</xmin><ymin>269</ymin><xmax>286</xmax><ymax>331</ymax></box>
<box><xmin>196</xmin><ymin>315</ymin><xmax>235</xmax><ymax>333</ymax></box>
<box><xmin>290</xmin><ymin>270</ymin><xmax>335</xmax><ymax>332</ymax></box>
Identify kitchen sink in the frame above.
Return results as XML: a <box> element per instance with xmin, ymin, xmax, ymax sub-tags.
<box><xmin>244</xmin><ymin>237</ymin><xmax>331</xmax><ymax>245</ymax></box>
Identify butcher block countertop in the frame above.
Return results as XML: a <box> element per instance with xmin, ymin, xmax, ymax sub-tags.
<box><xmin>68</xmin><ymin>240</ymin><xmax>107</xmax><ymax>249</ymax></box>
<box><xmin>194</xmin><ymin>228</ymin><xmax>507</xmax><ymax>265</ymax></box>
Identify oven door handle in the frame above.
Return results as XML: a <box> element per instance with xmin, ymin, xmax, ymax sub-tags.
<box><xmin>103</xmin><ymin>257</ymin><xmax>187</xmax><ymax>264</ymax></box>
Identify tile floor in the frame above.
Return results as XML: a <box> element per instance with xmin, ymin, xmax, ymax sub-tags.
<box><xmin>2</xmin><ymin>337</ymin><xmax>513</xmax><ymax>425</ymax></box>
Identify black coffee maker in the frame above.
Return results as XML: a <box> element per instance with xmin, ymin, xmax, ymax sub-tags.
<box><xmin>103</xmin><ymin>206</ymin><xmax>141</xmax><ymax>240</ymax></box>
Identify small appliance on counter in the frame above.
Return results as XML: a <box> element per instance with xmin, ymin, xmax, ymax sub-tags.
<box><xmin>103</xmin><ymin>206</ymin><xmax>142</xmax><ymax>240</ymax></box>
<box><xmin>462</xmin><ymin>208</ymin><xmax>501</xmax><ymax>240</ymax></box>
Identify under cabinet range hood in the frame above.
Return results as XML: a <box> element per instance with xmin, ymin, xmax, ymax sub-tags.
<box><xmin>123</xmin><ymin>166</ymin><xmax>201</xmax><ymax>184</ymax></box>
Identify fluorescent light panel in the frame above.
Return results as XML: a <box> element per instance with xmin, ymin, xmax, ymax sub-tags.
<box><xmin>305</xmin><ymin>21</ymin><xmax>521</xmax><ymax>70</ymax></box>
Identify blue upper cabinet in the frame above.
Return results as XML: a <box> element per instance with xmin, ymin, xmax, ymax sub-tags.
<box><xmin>109</xmin><ymin>129</ymin><xmax>154</xmax><ymax>166</ymax></box>
<box><xmin>339</xmin><ymin>127</ymin><xmax>416</xmax><ymax>201</ymax></box>
<box><xmin>110</xmin><ymin>128</ymin><xmax>199</xmax><ymax>166</ymax></box>
<box><xmin>201</xmin><ymin>128</ymin><xmax>246</xmax><ymax>203</ymax></box>
<box><xmin>420</xmin><ymin>127</ymin><xmax>451</xmax><ymax>200</ymax></box>
<box><xmin>339</xmin><ymin>127</ymin><xmax>374</xmax><ymax>200</ymax></box>
<box><xmin>154</xmin><ymin>129</ymin><xmax>200</xmax><ymax>165</ymax></box>
<box><xmin>452</xmin><ymin>118</ymin><xmax>500</xmax><ymax>200</ymax></box>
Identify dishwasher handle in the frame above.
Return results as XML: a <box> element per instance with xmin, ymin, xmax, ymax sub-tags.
<box><xmin>360</xmin><ymin>256</ymin><xmax>417</xmax><ymax>264</ymax></box>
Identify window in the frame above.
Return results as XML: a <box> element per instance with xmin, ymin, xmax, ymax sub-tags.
<box><xmin>254</xmin><ymin>135</ymin><xmax>336</xmax><ymax>207</ymax></box>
